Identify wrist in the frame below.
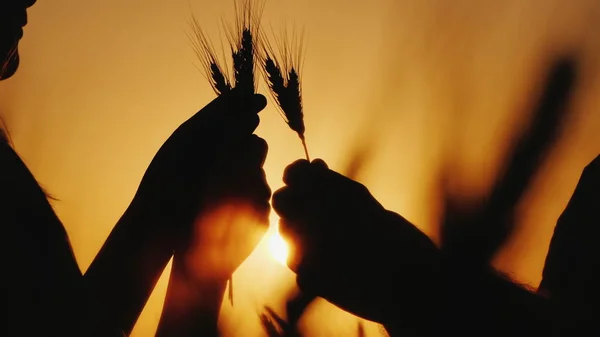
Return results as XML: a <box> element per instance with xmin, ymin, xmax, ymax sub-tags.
<box><xmin>156</xmin><ymin>256</ymin><xmax>228</xmax><ymax>337</ymax></box>
<box><xmin>377</xmin><ymin>210</ymin><xmax>443</xmax><ymax>332</ymax></box>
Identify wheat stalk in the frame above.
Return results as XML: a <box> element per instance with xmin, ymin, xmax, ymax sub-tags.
<box><xmin>258</xmin><ymin>26</ymin><xmax>310</xmax><ymax>160</ymax></box>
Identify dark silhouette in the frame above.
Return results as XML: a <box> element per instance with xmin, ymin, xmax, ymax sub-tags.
<box><xmin>272</xmin><ymin>57</ymin><xmax>589</xmax><ymax>337</ymax></box>
<box><xmin>435</xmin><ymin>58</ymin><xmax>577</xmax><ymax>336</ymax></box>
<box><xmin>5</xmin><ymin>1</ymin><xmax>599</xmax><ymax>336</ymax></box>
<box><xmin>262</xmin><ymin>98</ymin><xmax>381</xmax><ymax>337</ymax></box>
<box><xmin>273</xmin><ymin>158</ymin><xmax>442</xmax><ymax>336</ymax></box>
<box><xmin>539</xmin><ymin>153</ymin><xmax>600</xmax><ymax>335</ymax></box>
<box><xmin>154</xmin><ymin>105</ymin><xmax>271</xmax><ymax>336</ymax></box>
<box><xmin>1</xmin><ymin>1</ymin><xmax>270</xmax><ymax>336</ymax></box>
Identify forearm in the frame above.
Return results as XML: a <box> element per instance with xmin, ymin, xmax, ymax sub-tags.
<box><xmin>80</xmin><ymin>198</ymin><xmax>177</xmax><ymax>336</ymax></box>
<box><xmin>442</xmin><ymin>268</ymin><xmax>551</xmax><ymax>337</ymax></box>
<box><xmin>155</xmin><ymin>252</ymin><xmax>227</xmax><ymax>337</ymax></box>
<box><xmin>383</xmin><ymin>270</ymin><xmax>551</xmax><ymax>337</ymax></box>
<box><xmin>377</xmin><ymin>211</ymin><xmax>550</xmax><ymax>336</ymax></box>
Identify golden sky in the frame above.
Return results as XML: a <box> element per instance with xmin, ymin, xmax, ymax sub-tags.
<box><xmin>1</xmin><ymin>0</ymin><xmax>600</xmax><ymax>336</ymax></box>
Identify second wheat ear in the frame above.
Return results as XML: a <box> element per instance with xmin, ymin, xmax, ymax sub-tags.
<box><xmin>259</xmin><ymin>29</ymin><xmax>310</xmax><ymax>161</ymax></box>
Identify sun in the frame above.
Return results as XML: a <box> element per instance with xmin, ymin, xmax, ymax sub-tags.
<box><xmin>268</xmin><ymin>230</ymin><xmax>289</xmax><ymax>265</ymax></box>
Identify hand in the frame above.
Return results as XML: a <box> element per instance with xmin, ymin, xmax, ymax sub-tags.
<box><xmin>133</xmin><ymin>89</ymin><xmax>271</xmax><ymax>276</ymax></box>
<box><xmin>272</xmin><ymin>159</ymin><xmax>441</xmax><ymax>326</ymax></box>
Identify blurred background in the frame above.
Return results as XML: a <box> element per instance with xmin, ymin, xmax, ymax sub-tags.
<box><xmin>1</xmin><ymin>0</ymin><xmax>599</xmax><ymax>335</ymax></box>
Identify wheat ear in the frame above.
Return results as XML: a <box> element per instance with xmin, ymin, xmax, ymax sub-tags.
<box><xmin>223</xmin><ymin>0</ymin><xmax>265</xmax><ymax>95</ymax></box>
<box><xmin>259</xmin><ymin>26</ymin><xmax>309</xmax><ymax>160</ymax></box>
<box><xmin>188</xmin><ymin>15</ymin><xmax>232</xmax><ymax>95</ymax></box>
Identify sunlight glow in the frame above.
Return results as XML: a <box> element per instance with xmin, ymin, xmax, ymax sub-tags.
<box><xmin>268</xmin><ymin>231</ymin><xmax>289</xmax><ymax>266</ymax></box>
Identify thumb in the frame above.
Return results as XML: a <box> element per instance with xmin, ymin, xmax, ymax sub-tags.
<box><xmin>311</xmin><ymin>158</ymin><xmax>329</xmax><ymax>170</ymax></box>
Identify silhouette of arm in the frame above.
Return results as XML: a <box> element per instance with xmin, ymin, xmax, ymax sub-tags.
<box><xmin>273</xmin><ymin>160</ymin><xmax>556</xmax><ymax>336</ymax></box>
<box><xmin>1</xmin><ymin>138</ymin><xmax>182</xmax><ymax>337</ymax></box>
<box><xmin>79</xmin><ymin>198</ymin><xmax>179</xmax><ymax>336</ymax></box>
<box><xmin>81</xmin><ymin>91</ymin><xmax>268</xmax><ymax>336</ymax></box>
<box><xmin>154</xmin><ymin>255</ymin><xmax>227</xmax><ymax>337</ymax></box>
<box><xmin>434</xmin><ymin>268</ymin><xmax>552</xmax><ymax>337</ymax></box>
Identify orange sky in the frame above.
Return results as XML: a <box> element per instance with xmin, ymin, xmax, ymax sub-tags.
<box><xmin>1</xmin><ymin>0</ymin><xmax>600</xmax><ymax>336</ymax></box>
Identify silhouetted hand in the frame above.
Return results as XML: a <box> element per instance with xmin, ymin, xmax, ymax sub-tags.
<box><xmin>134</xmin><ymin>89</ymin><xmax>270</xmax><ymax>275</ymax></box>
<box><xmin>272</xmin><ymin>159</ymin><xmax>441</xmax><ymax>329</ymax></box>
<box><xmin>145</xmin><ymin>90</ymin><xmax>271</xmax><ymax>337</ymax></box>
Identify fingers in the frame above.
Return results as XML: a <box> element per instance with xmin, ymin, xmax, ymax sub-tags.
<box><xmin>225</xmin><ymin>92</ymin><xmax>267</xmax><ymax>135</ymax></box>
<box><xmin>279</xmin><ymin>216</ymin><xmax>327</xmax><ymax>275</ymax></box>
<box><xmin>205</xmin><ymin>88</ymin><xmax>267</xmax><ymax>116</ymax></box>
<box><xmin>220</xmin><ymin>90</ymin><xmax>267</xmax><ymax>135</ymax></box>
<box><xmin>185</xmin><ymin>90</ymin><xmax>267</xmax><ymax>137</ymax></box>
<box><xmin>272</xmin><ymin>187</ymin><xmax>307</xmax><ymax>220</ymax></box>
<box><xmin>201</xmin><ymin>134</ymin><xmax>271</xmax><ymax>218</ymax></box>
<box><xmin>311</xmin><ymin>159</ymin><xmax>328</xmax><ymax>169</ymax></box>
<box><xmin>242</xmin><ymin>135</ymin><xmax>269</xmax><ymax>168</ymax></box>
<box><xmin>283</xmin><ymin>159</ymin><xmax>311</xmax><ymax>185</ymax></box>
<box><xmin>217</xmin><ymin>134</ymin><xmax>268</xmax><ymax>170</ymax></box>
<box><xmin>279</xmin><ymin>218</ymin><xmax>306</xmax><ymax>272</ymax></box>
<box><xmin>282</xmin><ymin>158</ymin><xmax>329</xmax><ymax>186</ymax></box>
<box><xmin>226</xmin><ymin>136</ymin><xmax>271</xmax><ymax>202</ymax></box>
<box><xmin>274</xmin><ymin>185</ymin><xmax>319</xmax><ymax>272</ymax></box>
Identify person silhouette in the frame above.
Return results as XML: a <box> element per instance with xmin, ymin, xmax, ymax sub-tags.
<box><xmin>1</xmin><ymin>1</ymin><xmax>270</xmax><ymax>336</ymax></box>
<box><xmin>273</xmin><ymin>58</ymin><xmax>581</xmax><ymax>337</ymax></box>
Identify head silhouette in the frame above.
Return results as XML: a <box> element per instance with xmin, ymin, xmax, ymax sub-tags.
<box><xmin>0</xmin><ymin>0</ymin><xmax>36</xmax><ymax>80</ymax></box>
